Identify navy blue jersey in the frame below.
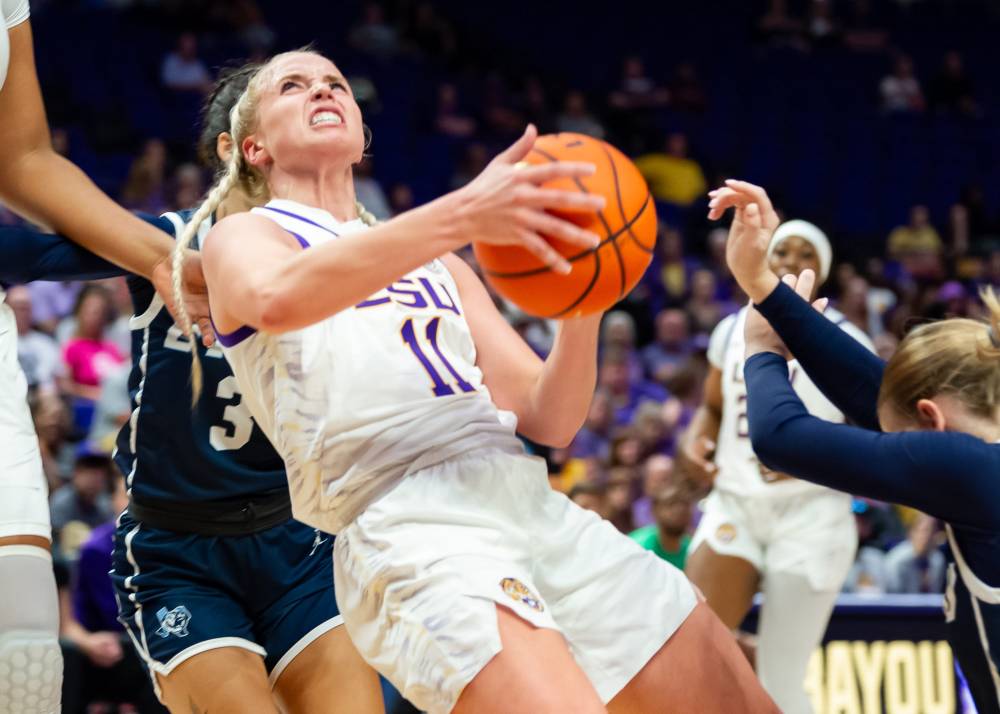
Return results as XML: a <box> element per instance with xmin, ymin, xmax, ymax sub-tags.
<box><xmin>115</xmin><ymin>210</ymin><xmax>287</xmax><ymax>502</ymax></box>
<box><xmin>746</xmin><ymin>281</ymin><xmax>1000</xmax><ymax>710</ymax></box>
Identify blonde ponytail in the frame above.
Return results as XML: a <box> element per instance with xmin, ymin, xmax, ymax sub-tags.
<box><xmin>355</xmin><ymin>200</ymin><xmax>377</xmax><ymax>226</ymax></box>
<box><xmin>172</xmin><ymin>117</ymin><xmax>245</xmax><ymax>405</ymax></box>
<box><xmin>879</xmin><ymin>286</ymin><xmax>1000</xmax><ymax>422</ymax></box>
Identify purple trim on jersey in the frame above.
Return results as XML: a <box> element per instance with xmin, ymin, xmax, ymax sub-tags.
<box><xmin>287</xmin><ymin>230</ymin><xmax>311</xmax><ymax>249</ymax></box>
<box><xmin>261</xmin><ymin>206</ymin><xmax>341</xmax><ymax>237</ymax></box>
<box><xmin>213</xmin><ymin>320</ymin><xmax>257</xmax><ymax>347</ymax></box>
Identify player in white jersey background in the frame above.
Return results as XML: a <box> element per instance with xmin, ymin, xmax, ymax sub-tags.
<box><xmin>174</xmin><ymin>49</ymin><xmax>778</xmax><ymax>713</ymax></box>
<box><xmin>679</xmin><ymin>219</ymin><xmax>875</xmax><ymax>713</ymax></box>
<box><xmin>0</xmin><ymin>2</ymin><xmax>211</xmax><ymax>711</ymax></box>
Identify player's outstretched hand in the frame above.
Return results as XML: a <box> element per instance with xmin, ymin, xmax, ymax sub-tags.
<box><xmin>744</xmin><ymin>270</ymin><xmax>828</xmax><ymax>361</ymax></box>
<box><xmin>152</xmin><ymin>251</ymin><xmax>215</xmax><ymax>347</ymax></box>
<box><xmin>707</xmin><ymin>179</ymin><xmax>780</xmax><ymax>303</ymax></box>
<box><xmin>458</xmin><ymin>124</ymin><xmax>604</xmax><ymax>274</ymax></box>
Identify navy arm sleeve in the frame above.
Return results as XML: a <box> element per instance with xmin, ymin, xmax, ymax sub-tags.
<box><xmin>746</xmin><ymin>352</ymin><xmax>1000</xmax><ymax>532</ymax></box>
<box><xmin>755</xmin><ymin>281</ymin><xmax>885</xmax><ymax>430</ymax></box>
<box><xmin>0</xmin><ymin>214</ymin><xmax>175</xmax><ymax>284</ymax></box>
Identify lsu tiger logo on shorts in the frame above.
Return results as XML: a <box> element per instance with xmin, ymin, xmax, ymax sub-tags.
<box><xmin>155</xmin><ymin>605</ymin><xmax>192</xmax><ymax>638</ymax></box>
<box><xmin>500</xmin><ymin>577</ymin><xmax>544</xmax><ymax>612</ymax></box>
<box><xmin>715</xmin><ymin>523</ymin><xmax>737</xmax><ymax>544</ymax></box>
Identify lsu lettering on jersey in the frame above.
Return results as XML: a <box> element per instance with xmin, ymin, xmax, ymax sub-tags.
<box><xmin>215</xmin><ymin>199</ymin><xmax>523</xmax><ymax>533</ymax></box>
<box><xmin>707</xmin><ymin>305</ymin><xmax>875</xmax><ymax>498</ymax></box>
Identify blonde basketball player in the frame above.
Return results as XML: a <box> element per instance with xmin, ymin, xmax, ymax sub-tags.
<box><xmin>680</xmin><ymin>220</ymin><xmax>874</xmax><ymax>713</ymax></box>
<box><xmin>173</xmin><ymin>50</ymin><xmax>778</xmax><ymax>714</ymax></box>
<box><xmin>0</xmin><ymin>3</ymin><xmax>206</xmax><ymax>711</ymax></box>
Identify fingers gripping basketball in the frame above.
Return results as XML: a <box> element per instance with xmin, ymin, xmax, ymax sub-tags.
<box><xmin>473</xmin><ymin>133</ymin><xmax>656</xmax><ymax>318</ymax></box>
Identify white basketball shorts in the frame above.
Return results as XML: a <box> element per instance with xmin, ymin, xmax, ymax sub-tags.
<box><xmin>334</xmin><ymin>448</ymin><xmax>698</xmax><ymax>714</ymax></box>
<box><xmin>690</xmin><ymin>488</ymin><xmax>857</xmax><ymax>592</ymax></box>
<box><xmin>0</xmin><ymin>306</ymin><xmax>50</xmax><ymax>540</ymax></box>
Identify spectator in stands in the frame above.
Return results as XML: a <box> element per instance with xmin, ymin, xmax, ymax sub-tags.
<box><xmin>349</xmin><ymin>2</ymin><xmax>401</xmax><ymax>60</ymax></box>
<box><xmin>403</xmin><ymin>1</ymin><xmax>457</xmax><ymax>62</ymax></box>
<box><xmin>647</xmin><ymin>224</ymin><xmax>700</xmax><ymax>310</ymax></box>
<box><xmin>432</xmin><ymin>82</ymin><xmax>477</xmax><ymax>139</ymax></box>
<box><xmin>388</xmin><ymin>183</ymin><xmax>415</xmax><ymax>215</ymax></box>
<box><xmin>756</xmin><ymin>0</ymin><xmax>805</xmax><ymax>49</ymax></box>
<box><xmin>49</xmin><ymin>445</ymin><xmax>114</xmax><ymax>558</ymax></box>
<box><xmin>86</xmin><ymin>362</ymin><xmax>131</xmax><ymax>453</ymax></box>
<box><xmin>61</xmin><ymin>284</ymin><xmax>126</xmax><ymax>405</ymax></box>
<box><xmin>599</xmin><ymin>347</ymin><xmax>668</xmax><ymax>425</ymax></box>
<box><xmin>843</xmin><ymin>0</ymin><xmax>889</xmax><ymax>52</ymax></box>
<box><xmin>29</xmin><ymin>280</ymin><xmax>81</xmax><ymax>336</ymax></box>
<box><xmin>605</xmin><ymin>466</ymin><xmax>637</xmax><ymax>533</ymax></box>
<box><xmin>450</xmin><ymin>143</ymin><xmax>490</xmax><ymax>190</ymax></box>
<box><xmin>873</xmin><ymin>332</ymin><xmax>899</xmax><ymax>361</ymax></box>
<box><xmin>520</xmin><ymin>77</ymin><xmax>555</xmax><ymax>134</ymax></box>
<box><xmin>929</xmin><ymin>51</ymin><xmax>978</xmax><ymax>117</ymax></box>
<box><xmin>601</xmin><ymin>310</ymin><xmax>642</xmax><ymax>379</ymax></box>
<box><xmin>8</xmin><ymin>285</ymin><xmax>62</xmax><ymax>394</ymax></box>
<box><xmin>608</xmin><ymin>55</ymin><xmax>670</xmax><ymax>112</ymax></box>
<box><xmin>686</xmin><ymin>269</ymin><xmax>736</xmax><ymax>336</ymax></box>
<box><xmin>633</xmin><ymin>400</ymin><xmax>674</xmax><ymax>457</ymax></box>
<box><xmin>60</xmin><ymin>476</ymin><xmax>165</xmax><ymax>713</ymax></box>
<box><xmin>885</xmin><ymin>514</ymin><xmax>946</xmax><ymax>593</ymax></box>
<box><xmin>888</xmin><ymin>204</ymin><xmax>943</xmax><ymax>279</ymax></box>
<box><xmin>629</xmin><ymin>484</ymin><xmax>694</xmax><ymax>570</ymax></box>
<box><xmin>632</xmin><ymin>454</ymin><xmax>675</xmax><ymax>528</ymax></box>
<box><xmin>169</xmin><ymin>162</ymin><xmax>206</xmax><ymax>213</ymax></box>
<box><xmin>160</xmin><ymin>32</ymin><xmax>212</xmax><ymax>94</ymax></box>
<box><xmin>880</xmin><ymin>54</ymin><xmax>925</xmax><ymax>113</ymax></box>
<box><xmin>641</xmin><ymin>308</ymin><xmax>693</xmax><ymax>385</ymax></box>
<box><xmin>669</xmin><ymin>61</ymin><xmax>707</xmax><ymax>114</ymax></box>
<box><xmin>805</xmin><ymin>0</ymin><xmax>841</xmax><ymax>47</ymax></box>
<box><xmin>608</xmin><ymin>427</ymin><xmax>645</xmax><ymax>468</ymax></box>
<box><xmin>570</xmin><ymin>389</ymin><xmax>614</xmax><ymax>461</ymax></box>
<box><xmin>568</xmin><ymin>481</ymin><xmax>606</xmax><ymax>516</ymax></box>
<box><xmin>31</xmin><ymin>391</ymin><xmax>71</xmax><ymax>491</ymax></box>
<box><xmin>554</xmin><ymin>90</ymin><xmax>605</xmax><ymax>139</ymax></box>
<box><xmin>120</xmin><ymin>138</ymin><xmax>168</xmax><ymax>214</ymax></box>
<box><xmin>353</xmin><ymin>157</ymin><xmax>392</xmax><ymax>220</ymax></box>
<box><xmin>837</xmin><ymin>275</ymin><xmax>871</xmax><ymax>335</ymax></box>
<box><xmin>635</xmin><ymin>132</ymin><xmax>707</xmax><ymax>209</ymax></box>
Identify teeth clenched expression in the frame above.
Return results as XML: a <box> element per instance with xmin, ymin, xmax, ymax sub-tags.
<box><xmin>311</xmin><ymin>111</ymin><xmax>343</xmax><ymax>127</ymax></box>
<box><xmin>246</xmin><ymin>52</ymin><xmax>365</xmax><ymax>170</ymax></box>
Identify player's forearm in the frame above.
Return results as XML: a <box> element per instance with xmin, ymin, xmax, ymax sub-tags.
<box><xmin>248</xmin><ymin>196</ymin><xmax>465</xmax><ymax>333</ymax></box>
<box><xmin>518</xmin><ymin>314</ymin><xmax>602</xmax><ymax>447</ymax></box>
<box><xmin>682</xmin><ymin>404</ymin><xmax>721</xmax><ymax>450</ymax></box>
<box><xmin>0</xmin><ymin>150</ymin><xmax>174</xmax><ymax>279</ymax></box>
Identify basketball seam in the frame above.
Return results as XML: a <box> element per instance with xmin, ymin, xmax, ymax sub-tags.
<box><xmin>480</xmin><ymin>192</ymin><xmax>652</xmax><ymax>278</ymax></box>
<box><xmin>599</xmin><ymin>144</ymin><xmax>628</xmax><ymax>299</ymax></box>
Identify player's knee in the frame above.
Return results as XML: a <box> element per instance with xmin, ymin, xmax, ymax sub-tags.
<box><xmin>0</xmin><ymin>631</ymin><xmax>63</xmax><ymax>714</ymax></box>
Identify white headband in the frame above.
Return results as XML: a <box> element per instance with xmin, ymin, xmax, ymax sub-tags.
<box><xmin>767</xmin><ymin>219</ymin><xmax>832</xmax><ymax>282</ymax></box>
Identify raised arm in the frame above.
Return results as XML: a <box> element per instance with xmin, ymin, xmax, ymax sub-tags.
<box><xmin>745</xmin><ymin>352</ymin><xmax>1000</xmax><ymax>531</ymax></box>
<box><xmin>203</xmin><ymin>128</ymin><xmax>604</xmax><ymax>336</ymax></box>
<box><xmin>755</xmin><ymin>280</ymin><xmax>884</xmax><ymax>429</ymax></box>
<box><xmin>443</xmin><ymin>253</ymin><xmax>599</xmax><ymax>447</ymax></box>
<box><xmin>0</xmin><ymin>22</ymin><xmax>175</xmax><ymax>278</ymax></box>
<box><xmin>709</xmin><ymin>179</ymin><xmax>884</xmax><ymax>429</ymax></box>
<box><xmin>0</xmin><ymin>214</ymin><xmax>178</xmax><ymax>284</ymax></box>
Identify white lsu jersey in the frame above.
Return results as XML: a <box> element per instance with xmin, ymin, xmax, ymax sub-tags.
<box><xmin>215</xmin><ymin>199</ymin><xmax>524</xmax><ymax>533</ymax></box>
<box><xmin>707</xmin><ymin>304</ymin><xmax>875</xmax><ymax>499</ymax></box>
<box><xmin>0</xmin><ymin>0</ymin><xmax>30</xmax><ymax>91</ymax></box>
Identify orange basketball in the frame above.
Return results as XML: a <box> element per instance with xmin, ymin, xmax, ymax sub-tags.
<box><xmin>473</xmin><ymin>133</ymin><xmax>656</xmax><ymax>318</ymax></box>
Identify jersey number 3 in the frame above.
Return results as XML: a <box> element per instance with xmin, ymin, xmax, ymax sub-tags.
<box><xmin>401</xmin><ymin>317</ymin><xmax>475</xmax><ymax>397</ymax></box>
<box><xmin>209</xmin><ymin>375</ymin><xmax>254</xmax><ymax>451</ymax></box>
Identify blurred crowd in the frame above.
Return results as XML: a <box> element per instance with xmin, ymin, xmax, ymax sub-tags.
<box><xmin>5</xmin><ymin>0</ymin><xmax>997</xmax><ymax>709</ymax></box>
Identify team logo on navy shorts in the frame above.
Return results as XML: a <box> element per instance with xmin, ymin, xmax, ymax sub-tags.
<box><xmin>715</xmin><ymin>523</ymin><xmax>737</xmax><ymax>544</ymax></box>
<box><xmin>155</xmin><ymin>606</ymin><xmax>192</xmax><ymax>638</ymax></box>
<box><xmin>500</xmin><ymin>577</ymin><xmax>544</xmax><ymax>612</ymax></box>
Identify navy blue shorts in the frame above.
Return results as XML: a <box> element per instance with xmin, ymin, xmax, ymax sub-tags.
<box><xmin>111</xmin><ymin>512</ymin><xmax>338</xmax><ymax>691</ymax></box>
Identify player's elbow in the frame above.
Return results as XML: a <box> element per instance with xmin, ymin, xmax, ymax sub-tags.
<box><xmin>249</xmin><ymin>280</ymin><xmax>299</xmax><ymax>334</ymax></box>
<box><xmin>748</xmin><ymin>421</ymin><xmax>789</xmax><ymax>472</ymax></box>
